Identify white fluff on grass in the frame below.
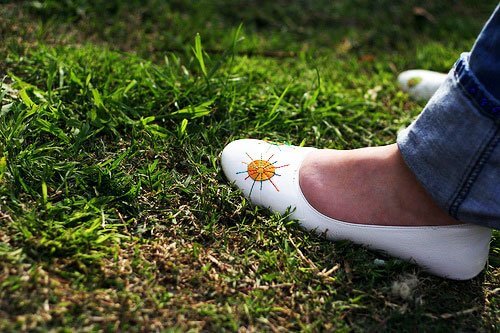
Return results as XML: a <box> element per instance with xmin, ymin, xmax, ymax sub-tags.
<box><xmin>391</xmin><ymin>274</ymin><xmax>419</xmax><ymax>300</ymax></box>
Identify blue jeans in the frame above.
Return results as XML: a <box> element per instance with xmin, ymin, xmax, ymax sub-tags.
<box><xmin>397</xmin><ymin>5</ymin><xmax>500</xmax><ymax>229</ymax></box>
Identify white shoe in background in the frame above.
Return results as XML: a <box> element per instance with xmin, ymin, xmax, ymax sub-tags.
<box><xmin>398</xmin><ymin>69</ymin><xmax>447</xmax><ymax>102</ymax></box>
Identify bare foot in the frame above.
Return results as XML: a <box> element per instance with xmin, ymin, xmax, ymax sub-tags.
<box><xmin>299</xmin><ymin>144</ymin><xmax>459</xmax><ymax>226</ymax></box>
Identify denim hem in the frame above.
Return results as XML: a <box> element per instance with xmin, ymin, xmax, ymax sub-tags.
<box><xmin>454</xmin><ymin>53</ymin><xmax>500</xmax><ymax>123</ymax></box>
<box><xmin>448</xmin><ymin>53</ymin><xmax>500</xmax><ymax>220</ymax></box>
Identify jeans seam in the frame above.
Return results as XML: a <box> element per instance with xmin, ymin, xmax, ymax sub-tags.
<box><xmin>446</xmin><ymin>121</ymin><xmax>492</xmax><ymax>216</ymax></box>
<box><xmin>457</xmin><ymin>79</ymin><xmax>500</xmax><ymax>125</ymax></box>
<box><xmin>449</xmin><ymin>126</ymin><xmax>500</xmax><ymax>218</ymax></box>
<box><xmin>454</xmin><ymin>54</ymin><xmax>500</xmax><ymax>124</ymax></box>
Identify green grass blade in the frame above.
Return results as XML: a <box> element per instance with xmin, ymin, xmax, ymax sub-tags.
<box><xmin>193</xmin><ymin>33</ymin><xmax>207</xmax><ymax>77</ymax></box>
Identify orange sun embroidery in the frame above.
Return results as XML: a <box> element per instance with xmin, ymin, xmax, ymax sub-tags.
<box><xmin>237</xmin><ymin>153</ymin><xmax>289</xmax><ymax>196</ymax></box>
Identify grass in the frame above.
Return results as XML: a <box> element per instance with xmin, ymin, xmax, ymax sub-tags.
<box><xmin>0</xmin><ymin>0</ymin><xmax>499</xmax><ymax>331</ymax></box>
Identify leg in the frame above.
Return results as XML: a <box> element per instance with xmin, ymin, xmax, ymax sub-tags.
<box><xmin>299</xmin><ymin>144</ymin><xmax>458</xmax><ymax>227</ymax></box>
<box><xmin>301</xmin><ymin>5</ymin><xmax>500</xmax><ymax>229</ymax></box>
<box><xmin>397</xmin><ymin>5</ymin><xmax>500</xmax><ymax>229</ymax></box>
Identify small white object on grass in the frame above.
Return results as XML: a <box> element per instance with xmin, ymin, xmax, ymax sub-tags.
<box><xmin>391</xmin><ymin>274</ymin><xmax>419</xmax><ymax>300</ymax></box>
<box><xmin>397</xmin><ymin>69</ymin><xmax>447</xmax><ymax>102</ymax></box>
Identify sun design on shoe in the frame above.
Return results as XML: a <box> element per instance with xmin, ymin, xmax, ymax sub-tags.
<box><xmin>236</xmin><ymin>152</ymin><xmax>289</xmax><ymax>196</ymax></box>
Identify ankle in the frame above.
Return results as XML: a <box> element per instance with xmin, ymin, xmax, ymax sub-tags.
<box><xmin>299</xmin><ymin>144</ymin><xmax>460</xmax><ymax>226</ymax></box>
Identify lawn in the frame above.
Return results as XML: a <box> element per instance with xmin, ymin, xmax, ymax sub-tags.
<box><xmin>0</xmin><ymin>0</ymin><xmax>498</xmax><ymax>331</ymax></box>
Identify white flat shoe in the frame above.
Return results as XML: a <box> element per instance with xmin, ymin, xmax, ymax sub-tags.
<box><xmin>398</xmin><ymin>69</ymin><xmax>447</xmax><ymax>101</ymax></box>
<box><xmin>221</xmin><ymin>139</ymin><xmax>492</xmax><ymax>280</ymax></box>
